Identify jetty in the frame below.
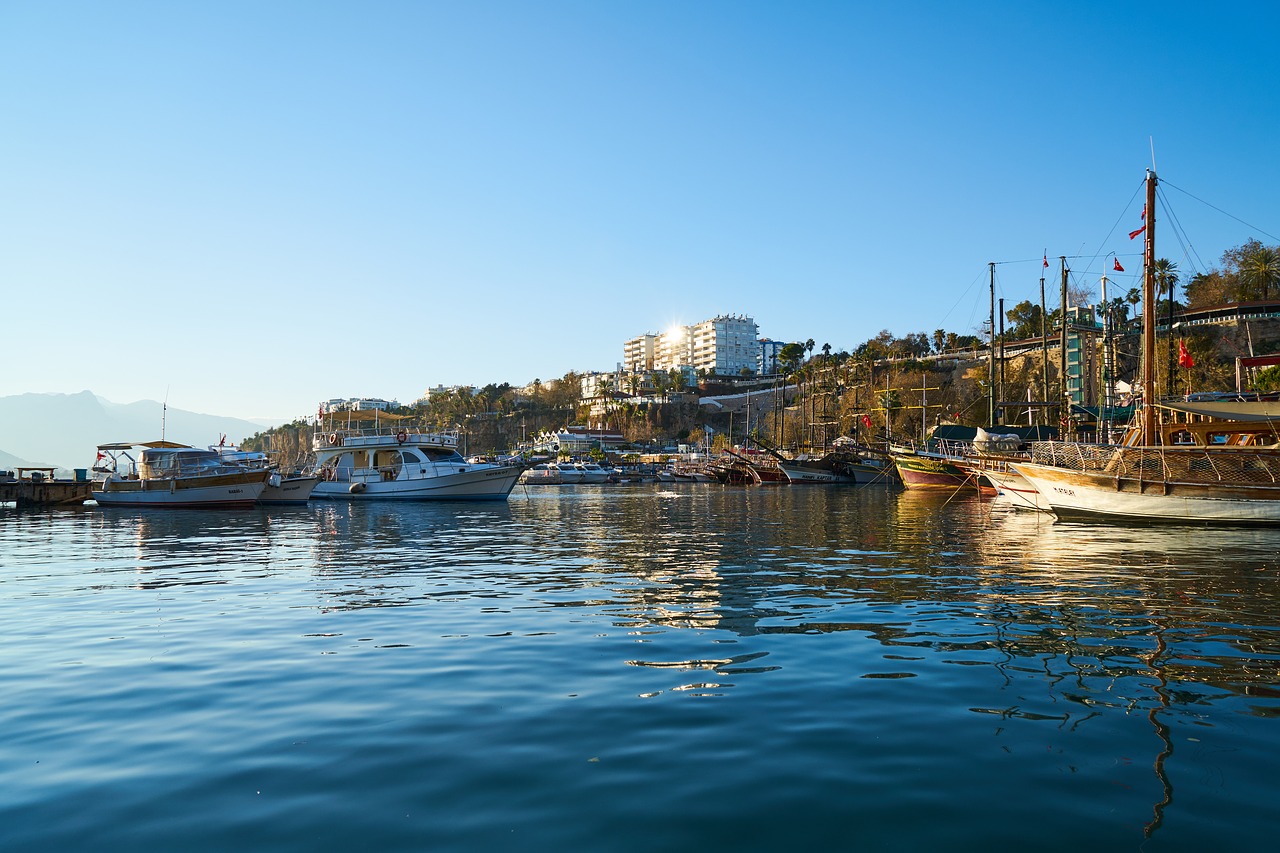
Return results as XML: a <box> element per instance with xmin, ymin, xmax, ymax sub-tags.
<box><xmin>0</xmin><ymin>468</ymin><xmax>94</xmax><ymax>508</ymax></box>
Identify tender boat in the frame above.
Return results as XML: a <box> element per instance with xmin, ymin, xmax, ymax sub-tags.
<box><xmin>92</xmin><ymin>441</ymin><xmax>271</xmax><ymax>508</ymax></box>
<box><xmin>311</xmin><ymin>421</ymin><xmax>521</xmax><ymax>501</ymax></box>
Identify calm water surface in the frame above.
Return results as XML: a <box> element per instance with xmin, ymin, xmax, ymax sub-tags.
<box><xmin>3</xmin><ymin>486</ymin><xmax>1279</xmax><ymax>851</ymax></box>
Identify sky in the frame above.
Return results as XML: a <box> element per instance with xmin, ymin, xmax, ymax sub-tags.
<box><xmin>3</xmin><ymin>1</ymin><xmax>1279</xmax><ymax>421</ymax></box>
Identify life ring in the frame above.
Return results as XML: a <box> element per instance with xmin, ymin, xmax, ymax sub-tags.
<box><xmin>329</xmin><ymin>433</ymin><xmax>343</xmax><ymax>447</ymax></box>
<box><xmin>396</xmin><ymin>430</ymin><xmax>408</xmax><ymax>444</ymax></box>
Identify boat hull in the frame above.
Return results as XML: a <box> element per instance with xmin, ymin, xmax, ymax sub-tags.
<box><xmin>978</xmin><ymin>465</ymin><xmax>1051</xmax><ymax>512</ymax></box>
<box><xmin>312</xmin><ymin>465</ymin><xmax>521</xmax><ymax>501</ymax></box>
<box><xmin>259</xmin><ymin>476</ymin><xmax>320</xmax><ymax>505</ymax></box>
<box><xmin>1012</xmin><ymin>459</ymin><xmax>1280</xmax><ymax>524</ymax></box>
<box><xmin>892</xmin><ymin>453</ymin><xmax>975</xmax><ymax>489</ymax></box>
<box><xmin>93</xmin><ymin>471</ymin><xmax>269</xmax><ymax>508</ymax></box>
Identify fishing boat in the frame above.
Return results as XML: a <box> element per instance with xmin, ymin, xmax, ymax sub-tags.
<box><xmin>92</xmin><ymin>441</ymin><xmax>271</xmax><ymax>508</ymax></box>
<box><xmin>311</xmin><ymin>412</ymin><xmax>521</xmax><ymax>501</ymax></box>
<box><xmin>1011</xmin><ymin>168</ymin><xmax>1280</xmax><ymax>524</ymax></box>
<box><xmin>747</xmin><ymin>435</ymin><xmax>896</xmax><ymax>485</ymax></box>
<box><xmin>213</xmin><ymin>442</ymin><xmax>320</xmax><ymax>505</ymax></box>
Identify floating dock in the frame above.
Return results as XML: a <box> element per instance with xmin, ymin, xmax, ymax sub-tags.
<box><xmin>0</xmin><ymin>468</ymin><xmax>94</xmax><ymax>508</ymax></box>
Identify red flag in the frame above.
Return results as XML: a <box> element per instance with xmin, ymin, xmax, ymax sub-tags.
<box><xmin>1113</xmin><ymin>258</ymin><xmax>1124</xmax><ymax>272</ymax></box>
<box><xmin>861</xmin><ymin>414</ymin><xmax>872</xmax><ymax>429</ymax></box>
<box><xmin>1129</xmin><ymin>225</ymin><xmax>1146</xmax><ymax>240</ymax></box>
<box><xmin>95</xmin><ymin>451</ymin><xmax>105</xmax><ymax>462</ymax></box>
<box><xmin>1141</xmin><ymin>204</ymin><xmax>1147</xmax><ymax>220</ymax></box>
<box><xmin>1042</xmin><ymin>253</ymin><xmax>1049</xmax><ymax>268</ymax></box>
<box><xmin>1178</xmin><ymin>339</ymin><xmax>1194</xmax><ymax>369</ymax></box>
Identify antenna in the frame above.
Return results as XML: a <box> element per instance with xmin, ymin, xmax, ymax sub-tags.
<box><xmin>1149</xmin><ymin>137</ymin><xmax>1157</xmax><ymax>172</ymax></box>
<box><xmin>162</xmin><ymin>387</ymin><xmax>170</xmax><ymax>441</ymax></box>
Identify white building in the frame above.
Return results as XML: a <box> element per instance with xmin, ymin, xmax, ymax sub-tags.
<box><xmin>626</xmin><ymin>314</ymin><xmax>761</xmax><ymax>376</ymax></box>
<box><xmin>321</xmin><ymin>397</ymin><xmax>398</xmax><ymax>414</ymax></box>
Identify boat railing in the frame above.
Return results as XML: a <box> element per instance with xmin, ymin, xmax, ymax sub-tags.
<box><xmin>314</xmin><ymin>426</ymin><xmax>460</xmax><ymax>449</ymax></box>
<box><xmin>1029</xmin><ymin>441</ymin><xmax>1280</xmax><ymax>485</ymax></box>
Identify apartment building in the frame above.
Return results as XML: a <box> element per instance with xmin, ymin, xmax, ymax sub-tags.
<box><xmin>625</xmin><ymin>314</ymin><xmax>762</xmax><ymax>377</ymax></box>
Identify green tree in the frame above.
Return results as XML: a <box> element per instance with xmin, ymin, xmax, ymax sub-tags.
<box><xmin>1241</xmin><ymin>243</ymin><xmax>1280</xmax><ymax>301</ymax></box>
<box><xmin>1003</xmin><ymin>300</ymin><xmax>1043</xmax><ymax>341</ymax></box>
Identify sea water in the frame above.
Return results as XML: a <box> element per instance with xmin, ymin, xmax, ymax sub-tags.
<box><xmin>2</xmin><ymin>486</ymin><xmax>1278</xmax><ymax>851</ymax></box>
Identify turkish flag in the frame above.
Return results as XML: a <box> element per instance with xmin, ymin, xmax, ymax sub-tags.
<box><xmin>1113</xmin><ymin>258</ymin><xmax>1124</xmax><ymax>272</ymax></box>
<box><xmin>1129</xmin><ymin>225</ymin><xmax>1146</xmax><ymax>240</ymax></box>
<box><xmin>1178</xmin><ymin>340</ymin><xmax>1194</xmax><ymax>369</ymax></box>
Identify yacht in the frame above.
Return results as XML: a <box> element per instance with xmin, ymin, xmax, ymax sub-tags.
<box><xmin>311</xmin><ymin>424</ymin><xmax>521</xmax><ymax>501</ymax></box>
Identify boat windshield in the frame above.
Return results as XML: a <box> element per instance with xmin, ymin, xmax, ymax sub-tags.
<box><xmin>139</xmin><ymin>448</ymin><xmax>238</xmax><ymax>478</ymax></box>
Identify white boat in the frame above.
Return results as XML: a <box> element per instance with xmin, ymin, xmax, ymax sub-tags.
<box><xmin>311</xmin><ymin>423</ymin><xmax>521</xmax><ymax>501</ymax></box>
<box><xmin>574</xmin><ymin>462</ymin><xmax>610</xmax><ymax>484</ymax></box>
<box><xmin>550</xmin><ymin>462</ymin><xmax>585</xmax><ymax>484</ymax></box>
<box><xmin>519</xmin><ymin>463</ymin><xmax>562</xmax><ymax>485</ymax></box>
<box><xmin>92</xmin><ymin>442</ymin><xmax>270</xmax><ymax>508</ymax></box>
<box><xmin>214</xmin><ymin>444</ymin><xmax>320</xmax><ymax>505</ymax></box>
<box><xmin>1012</xmin><ymin>442</ymin><xmax>1280</xmax><ymax>523</ymax></box>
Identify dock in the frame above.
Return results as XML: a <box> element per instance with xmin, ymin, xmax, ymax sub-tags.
<box><xmin>0</xmin><ymin>468</ymin><xmax>94</xmax><ymax>508</ymax></box>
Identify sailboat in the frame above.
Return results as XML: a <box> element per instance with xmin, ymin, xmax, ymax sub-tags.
<box><xmin>1011</xmin><ymin>169</ymin><xmax>1280</xmax><ymax>524</ymax></box>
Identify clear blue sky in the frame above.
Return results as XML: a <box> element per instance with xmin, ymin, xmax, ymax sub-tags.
<box><xmin>3</xmin><ymin>1</ymin><xmax>1278</xmax><ymax>420</ymax></box>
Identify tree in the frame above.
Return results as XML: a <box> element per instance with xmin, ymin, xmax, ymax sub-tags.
<box><xmin>933</xmin><ymin>329</ymin><xmax>946</xmax><ymax>353</ymax></box>
<box><xmin>778</xmin><ymin>343</ymin><xmax>806</xmax><ymax>375</ymax></box>
<box><xmin>1241</xmin><ymin>243</ymin><xmax>1280</xmax><ymax>301</ymax></box>
<box><xmin>1153</xmin><ymin>258</ymin><xmax>1180</xmax><ymax>303</ymax></box>
<box><xmin>1004</xmin><ymin>300</ymin><xmax>1043</xmax><ymax>341</ymax></box>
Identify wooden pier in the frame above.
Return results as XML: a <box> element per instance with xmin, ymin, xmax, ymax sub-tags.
<box><xmin>0</xmin><ymin>468</ymin><xmax>94</xmax><ymax>508</ymax></box>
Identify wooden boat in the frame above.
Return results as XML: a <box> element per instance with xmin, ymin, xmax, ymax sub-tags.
<box><xmin>1011</xmin><ymin>168</ymin><xmax>1280</xmax><ymax>524</ymax></box>
<box><xmin>92</xmin><ymin>442</ymin><xmax>271</xmax><ymax>508</ymax></box>
<box><xmin>214</xmin><ymin>444</ymin><xmax>320</xmax><ymax>505</ymax></box>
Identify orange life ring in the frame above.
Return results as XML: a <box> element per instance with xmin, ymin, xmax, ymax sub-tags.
<box><xmin>329</xmin><ymin>433</ymin><xmax>343</xmax><ymax>446</ymax></box>
<box><xmin>396</xmin><ymin>430</ymin><xmax>408</xmax><ymax>444</ymax></box>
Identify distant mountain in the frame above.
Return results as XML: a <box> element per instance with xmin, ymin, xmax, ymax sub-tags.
<box><xmin>0</xmin><ymin>391</ymin><xmax>282</xmax><ymax>470</ymax></box>
<box><xmin>0</xmin><ymin>447</ymin><xmax>34</xmax><ymax>470</ymax></box>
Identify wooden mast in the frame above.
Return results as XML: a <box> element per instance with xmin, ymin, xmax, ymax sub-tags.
<box><xmin>1142</xmin><ymin>169</ymin><xmax>1158</xmax><ymax>444</ymax></box>
<box><xmin>988</xmin><ymin>262</ymin><xmax>996</xmax><ymax>428</ymax></box>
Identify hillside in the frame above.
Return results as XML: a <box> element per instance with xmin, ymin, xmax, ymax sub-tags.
<box><xmin>0</xmin><ymin>391</ymin><xmax>283</xmax><ymax>470</ymax></box>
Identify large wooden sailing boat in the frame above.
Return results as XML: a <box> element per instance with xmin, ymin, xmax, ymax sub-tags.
<box><xmin>1011</xmin><ymin>169</ymin><xmax>1280</xmax><ymax>524</ymax></box>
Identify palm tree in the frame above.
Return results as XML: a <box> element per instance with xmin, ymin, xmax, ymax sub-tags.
<box><xmin>1126</xmin><ymin>287</ymin><xmax>1142</xmax><ymax>314</ymax></box>
<box><xmin>1153</xmin><ymin>258</ymin><xmax>1180</xmax><ymax>302</ymax></box>
<box><xmin>1242</xmin><ymin>244</ymin><xmax>1280</xmax><ymax>301</ymax></box>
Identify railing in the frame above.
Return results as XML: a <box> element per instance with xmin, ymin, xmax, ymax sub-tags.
<box><xmin>1029</xmin><ymin>441</ymin><xmax>1280</xmax><ymax>486</ymax></box>
<box><xmin>314</xmin><ymin>426</ymin><xmax>460</xmax><ymax>449</ymax></box>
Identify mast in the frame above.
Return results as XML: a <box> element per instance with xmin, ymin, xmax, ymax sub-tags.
<box><xmin>1100</xmin><ymin>272</ymin><xmax>1115</xmax><ymax>442</ymax></box>
<box><xmin>1039</xmin><ymin>273</ymin><xmax>1048</xmax><ymax>426</ymax></box>
<box><xmin>988</xmin><ymin>262</ymin><xmax>996</xmax><ymax>428</ymax></box>
<box><xmin>998</xmin><ymin>297</ymin><xmax>1006</xmax><ymax>425</ymax></box>
<box><xmin>1142</xmin><ymin>169</ymin><xmax>1158</xmax><ymax>444</ymax></box>
<box><xmin>1059</xmin><ymin>257</ymin><xmax>1068</xmax><ymax>431</ymax></box>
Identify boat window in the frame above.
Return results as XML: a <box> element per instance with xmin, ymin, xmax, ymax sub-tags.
<box><xmin>374</xmin><ymin>449</ymin><xmax>405</xmax><ymax>477</ymax></box>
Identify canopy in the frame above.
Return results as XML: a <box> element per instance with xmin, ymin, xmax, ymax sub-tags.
<box><xmin>320</xmin><ymin>409</ymin><xmax>411</xmax><ymax>423</ymax></box>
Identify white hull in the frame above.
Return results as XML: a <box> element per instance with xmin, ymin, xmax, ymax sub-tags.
<box><xmin>93</xmin><ymin>478</ymin><xmax>266</xmax><ymax>508</ymax></box>
<box><xmin>312</xmin><ymin>465</ymin><xmax>521</xmax><ymax>501</ymax></box>
<box><xmin>1012</xmin><ymin>460</ymin><xmax>1280</xmax><ymax>524</ymax></box>
<box><xmin>259</xmin><ymin>476</ymin><xmax>320</xmax><ymax>504</ymax></box>
<box><xmin>980</xmin><ymin>466</ymin><xmax>1051</xmax><ymax>512</ymax></box>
